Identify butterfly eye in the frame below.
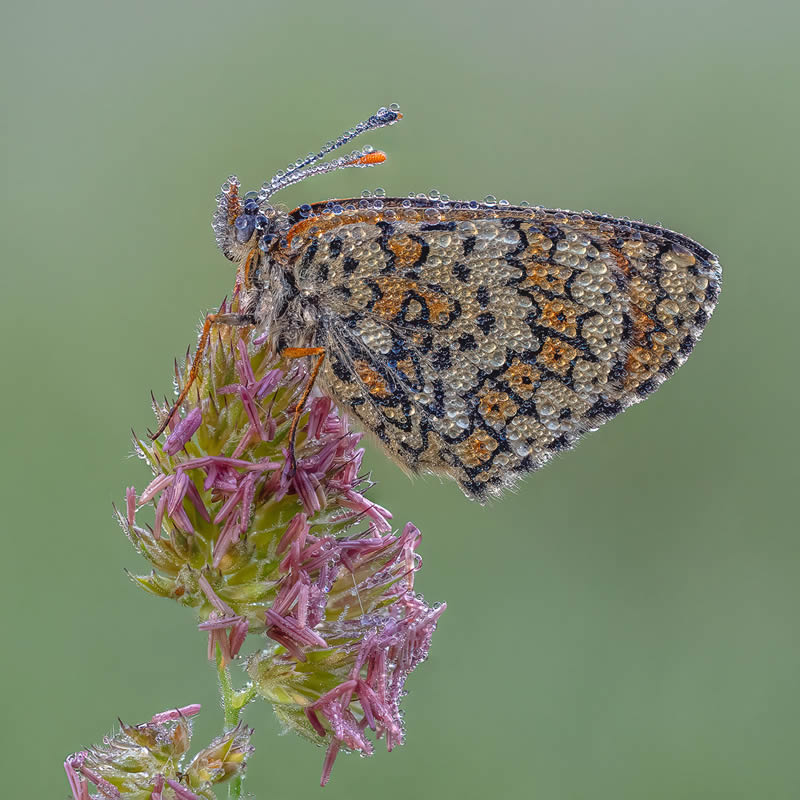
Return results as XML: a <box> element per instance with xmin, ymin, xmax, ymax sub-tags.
<box><xmin>233</xmin><ymin>214</ymin><xmax>256</xmax><ymax>243</ymax></box>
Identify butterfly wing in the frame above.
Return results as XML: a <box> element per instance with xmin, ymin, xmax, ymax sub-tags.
<box><xmin>284</xmin><ymin>199</ymin><xmax>721</xmax><ymax>500</ymax></box>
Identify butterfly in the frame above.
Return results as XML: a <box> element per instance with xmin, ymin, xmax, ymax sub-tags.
<box><xmin>153</xmin><ymin>104</ymin><xmax>721</xmax><ymax>501</ymax></box>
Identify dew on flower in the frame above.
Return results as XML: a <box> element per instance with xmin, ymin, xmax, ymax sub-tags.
<box><xmin>117</xmin><ymin>290</ymin><xmax>444</xmax><ymax>787</ymax></box>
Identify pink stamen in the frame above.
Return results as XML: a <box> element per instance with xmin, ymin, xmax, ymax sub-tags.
<box><xmin>305</xmin><ymin>706</ymin><xmax>327</xmax><ymax>737</ymax></box>
<box><xmin>165</xmin><ymin>778</ymin><xmax>202</xmax><ymax>800</ymax></box>
<box><xmin>320</xmin><ymin>739</ymin><xmax>340</xmax><ymax>787</ymax></box>
<box><xmin>212</xmin><ymin>512</ymin><xmax>242</xmax><ymax>567</ymax></box>
<box><xmin>153</xmin><ymin>490</ymin><xmax>167</xmax><ymax>539</ymax></box>
<box><xmin>183</xmin><ymin>479</ymin><xmax>210</xmax><ymax>521</ymax></box>
<box><xmin>138</xmin><ymin>472</ymin><xmax>174</xmax><ymax>505</ymax></box>
<box><xmin>266</xmin><ymin>609</ymin><xmax>328</xmax><ymax>648</ymax></box>
<box><xmin>198</xmin><ymin>615</ymin><xmax>242</xmax><ymax>630</ymax></box>
<box><xmin>229</xmin><ymin>617</ymin><xmax>249</xmax><ymax>657</ymax></box>
<box><xmin>197</xmin><ymin>574</ymin><xmax>235</xmax><ymax>616</ymax></box>
<box><xmin>64</xmin><ymin>754</ymin><xmax>89</xmax><ymax>800</ymax></box>
<box><xmin>125</xmin><ymin>487</ymin><xmax>136</xmax><ymax>527</ymax></box>
<box><xmin>276</xmin><ymin>512</ymin><xmax>309</xmax><ymax>555</ymax></box>
<box><xmin>150</xmin><ymin>704</ymin><xmax>201</xmax><ymax>723</ymax></box>
<box><xmin>163</xmin><ymin>407</ymin><xmax>202</xmax><ymax>456</ymax></box>
<box><xmin>79</xmin><ymin>767</ymin><xmax>120</xmax><ymax>799</ymax></box>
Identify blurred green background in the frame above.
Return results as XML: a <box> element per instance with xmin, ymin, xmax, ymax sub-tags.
<box><xmin>2</xmin><ymin>0</ymin><xmax>798</xmax><ymax>797</ymax></box>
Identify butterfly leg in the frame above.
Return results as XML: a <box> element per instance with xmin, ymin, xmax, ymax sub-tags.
<box><xmin>281</xmin><ymin>346</ymin><xmax>326</xmax><ymax>473</ymax></box>
<box><xmin>150</xmin><ymin>312</ymin><xmax>255</xmax><ymax>440</ymax></box>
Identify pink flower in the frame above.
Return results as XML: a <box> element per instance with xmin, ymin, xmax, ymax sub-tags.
<box><xmin>119</xmin><ymin>295</ymin><xmax>444</xmax><ymax>784</ymax></box>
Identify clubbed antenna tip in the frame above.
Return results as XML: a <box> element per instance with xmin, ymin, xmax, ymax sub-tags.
<box><xmin>261</xmin><ymin>104</ymin><xmax>401</xmax><ymax>200</ymax></box>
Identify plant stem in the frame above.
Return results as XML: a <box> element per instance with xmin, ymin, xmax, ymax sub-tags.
<box><xmin>217</xmin><ymin>649</ymin><xmax>257</xmax><ymax>799</ymax></box>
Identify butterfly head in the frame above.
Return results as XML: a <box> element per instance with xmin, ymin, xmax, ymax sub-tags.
<box><xmin>211</xmin><ymin>177</ymin><xmax>284</xmax><ymax>262</ymax></box>
<box><xmin>211</xmin><ymin>105</ymin><xmax>402</xmax><ymax>263</ymax></box>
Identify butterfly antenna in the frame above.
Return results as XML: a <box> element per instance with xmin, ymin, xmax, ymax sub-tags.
<box><xmin>260</xmin><ymin>104</ymin><xmax>402</xmax><ymax>200</ymax></box>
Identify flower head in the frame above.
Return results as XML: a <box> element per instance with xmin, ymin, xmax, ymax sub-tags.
<box><xmin>248</xmin><ymin>521</ymin><xmax>445</xmax><ymax>784</ymax></box>
<box><xmin>120</xmin><ymin>297</ymin><xmax>445</xmax><ymax>783</ymax></box>
<box><xmin>64</xmin><ymin>705</ymin><xmax>253</xmax><ymax>800</ymax></box>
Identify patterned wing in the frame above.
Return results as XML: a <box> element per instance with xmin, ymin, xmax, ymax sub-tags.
<box><xmin>284</xmin><ymin>199</ymin><xmax>721</xmax><ymax>500</ymax></box>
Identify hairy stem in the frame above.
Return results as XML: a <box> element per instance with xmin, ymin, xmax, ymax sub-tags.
<box><xmin>217</xmin><ymin>650</ymin><xmax>257</xmax><ymax>799</ymax></box>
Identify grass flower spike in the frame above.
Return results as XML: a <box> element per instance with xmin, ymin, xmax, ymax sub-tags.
<box><xmin>64</xmin><ymin>705</ymin><xmax>253</xmax><ymax>800</ymax></box>
<box><xmin>113</xmin><ymin>296</ymin><xmax>444</xmax><ymax>785</ymax></box>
